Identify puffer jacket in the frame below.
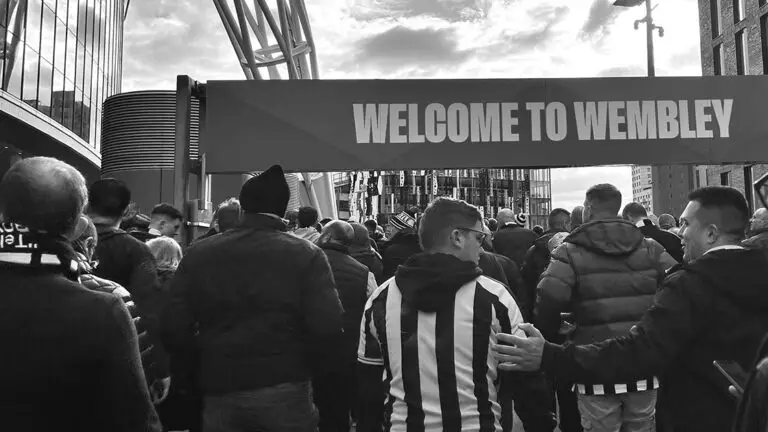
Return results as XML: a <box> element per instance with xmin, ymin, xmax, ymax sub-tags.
<box><xmin>534</xmin><ymin>219</ymin><xmax>677</xmax><ymax>346</ymax></box>
<box><xmin>521</xmin><ymin>230</ymin><xmax>568</xmax><ymax>320</ymax></box>
<box><xmin>77</xmin><ymin>255</ymin><xmax>158</xmax><ymax>384</ymax></box>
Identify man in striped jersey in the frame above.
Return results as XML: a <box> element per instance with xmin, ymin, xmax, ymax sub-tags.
<box><xmin>357</xmin><ymin>197</ymin><xmax>556</xmax><ymax>432</ymax></box>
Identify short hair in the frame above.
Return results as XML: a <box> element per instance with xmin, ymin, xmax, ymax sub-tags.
<box><xmin>88</xmin><ymin>178</ymin><xmax>131</xmax><ymax>218</ymax></box>
<box><xmin>688</xmin><ymin>186</ymin><xmax>749</xmax><ymax>238</ymax></box>
<box><xmin>571</xmin><ymin>206</ymin><xmax>584</xmax><ymax>228</ymax></box>
<box><xmin>146</xmin><ymin>237</ymin><xmax>183</xmax><ymax>271</ymax></box>
<box><xmin>298</xmin><ymin>206</ymin><xmax>319</xmax><ymax>228</ymax></box>
<box><xmin>547</xmin><ymin>208</ymin><xmax>570</xmax><ymax>230</ymax></box>
<box><xmin>658</xmin><ymin>213</ymin><xmax>677</xmax><ymax>229</ymax></box>
<box><xmin>486</xmin><ymin>218</ymin><xmax>499</xmax><ymax>232</ymax></box>
<box><xmin>0</xmin><ymin>157</ymin><xmax>88</xmax><ymax>235</ymax></box>
<box><xmin>585</xmin><ymin>184</ymin><xmax>622</xmax><ymax>216</ymax></box>
<box><xmin>284</xmin><ymin>210</ymin><xmax>299</xmax><ymax>224</ymax></box>
<box><xmin>363</xmin><ymin>219</ymin><xmax>378</xmax><ymax>231</ymax></box>
<box><xmin>151</xmin><ymin>203</ymin><xmax>183</xmax><ymax>221</ymax></box>
<box><xmin>216</xmin><ymin>198</ymin><xmax>241</xmax><ymax>232</ymax></box>
<box><xmin>318</xmin><ymin>220</ymin><xmax>355</xmax><ymax>247</ymax></box>
<box><xmin>622</xmin><ymin>202</ymin><xmax>648</xmax><ymax>220</ymax></box>
<box><xmin>320</xmin><ymin>217</ymin><xmax>333</xmax><ymax>225</ymax></box>
<box><xmin>419</xmin><ymin>197</ymin><xmax>482</xmax><ymax>251</ymax></box>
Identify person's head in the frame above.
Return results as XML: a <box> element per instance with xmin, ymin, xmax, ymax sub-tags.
<box><xmin>363</xmin><ymin>219</ymin><xmax>378</xmax><ymax>236</ymax></box>
<box><xmin>122</xmin><ymin>213</ymin><xmax>150</xmax><ymax>232</ymax></box>
<box><xmin>284</xmin><ymin>210</ymin><xmax>299</xmax><ymax>231</ymax></box>
<box><xmin>87</xmin><ymin>178</ymin><xmax>131</xmax><ymax>224</ymax></box>
<box><xmin>0</xmin><ymin>157</ymin><xmax>87</xmax><ymax>237</ymax></box>
<box><xmin>317</xmin><ymin>220</ymin><xmax>355</xmax><ymax>248</ymax></box>
<box><xmin>583</xmin><ymin>184</ymin><xmax>622</xmax><ymax>222</ymax></box>
<box><xmin>481</xmin><ymin>221</ymin><xmax>494</xmax><ymax>251</ymax></box>
<box><xmin>146</xmin><ymin>236</ymin><xmax>183</xmax><ymax>272</ymax></box>
<box><xmin>350</xmin><ymin>222</ymin><xmax>375</xmax><ymax>252</ymax></box>
<box><xmin>496</xmin><ymin>208</ymin><xmax>516</xmax><ymax>226</ymax></box>
<box><xmin>647</xmin><ymin>213</ymin><xmax>659</xmax><ymax>226</ymax></box>
<box><xmin>658</xmin><ymin>213</ymin><xmax>677</xmax><ymax>230</ymax></box>
<box><xmin>239</xmin><ymin>165</ymin><xmax>290</xmax><ymax>216</ymax></box>
<box><xmin>71</xmin><ymin>214</ymin><xmax>98</xmax><ymax>260</ymax></box>
<box><xmin>679</xmin><ymin>186</ymin><xmax>749</xmax><ymax>263</ymax></box>
<box><xmin>570</xmin><ymin>205</ymin><xmax>584</xmax><ymax>229</ymax></box>
<box><xmin>387</xmin><ymin>211</ymin><xmax>416</xmax><ymax>238</ymax></box>
<box><xmin>547</xmin><ymin>208</ymin><xmax>571</xmax><ymax>232</ymax></box>
<box><xmin>749</xmin><ymin>207</ymin><xmax>768</xmax><ymax>235</ymax></box>
<box><xmin>418</xmin><ymin>197</ymin><xmax>484</xmax><ymax>264</ymax></box>
<box><xmin>621</xmin><ymin>202</ymin><xmax>648</xmax><ymax>224</ymax></box>
<box><xmin>532</xmin><ymin>225</ymin><xmax>544</xmax><ymax>236</ymax></box>
<box><xmin>215</xmin><ymin>198</ymin><xmax>242</xmax><ymax>233</ymax></box>
<box><xmin>486</xmin><ymin>218</ymin><xmax>498</xmax><ymax>232</ymax></box>
<box><xmin>298</xmin><ymin>206</ymin><xmax>319</xmax><ymax>229</ymax></box>
<box><xmin>149</xmin><ymin>203</ymin><xmax>183</xmax><ymax>237</ymax></box>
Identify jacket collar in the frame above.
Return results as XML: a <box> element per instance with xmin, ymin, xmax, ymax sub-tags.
<box><xmin>319</xmin><ymin>242</ymin><xmax>350</xmax><ymax>255</ymax></box>
<box><xmin>240</xmin><ymin>212</ymin><xmax>287</xmax><ymax>232</ymax></box>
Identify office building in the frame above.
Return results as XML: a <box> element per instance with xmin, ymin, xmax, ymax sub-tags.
<box><xmin>0</xmin><ymin>0</ymin><xmax>124</xmax><ymax>181</ymax></box>
<box><xmin>632</xmin><ymin>165</ymin><xmax>654</xmax><ymax>213</ymax></box>
<box><xmin>698</xmin><ymin>0</ymin><xmax>768</xmax><ymax>211</ymax></box>
<box><xmin>334</xmin><ymin>169</ymin><xmax>552</xmax><ymax>228</ymax></box>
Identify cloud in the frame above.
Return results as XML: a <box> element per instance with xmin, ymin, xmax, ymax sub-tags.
<box><xmin>350</xmin><ymin>0</ymin><xmax>494</xmax><ymax>22</ymax></box>
<box><xmin>496</xmin><ymin>5</ymin><xmax>568</xmax><ymax>51</ymax></box>
<box><xmin>598</xmin><ymin>65</ymin><xmax>647</xmax><ymax>77</ymax></box>
<box><xmin>580</xmin><ymin>0</ymin><xmax>622</xmax><ymax>41</ymax></box>
<box><xmin>344</xmin><ymin>25</ymin><xmax>471</xmax><ymax>72</ymax></box>
<box><xmin>551</xmin><ymin>166</ymin><xmax>632</xmax><ymax>211</ymax></box>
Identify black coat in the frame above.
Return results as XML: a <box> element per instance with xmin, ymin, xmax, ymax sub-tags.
<box><xmin>350</xmin><ymin>248</ymin><xmax>384</xmax><ymax>284</ymax></box>
<box><xmin>0</xmin><ymin>236</ymin><xmax>161</xmax><ymax>432</ymax></box>
<box><xmin>493</xmin><ymin>224</ymin><xmax>538</xmax><ymax>268</ymax></box>
<box><xmin>161</xmin><ymin>213</ymin><xmax>344</xmax><ymax>395</ymax></box>
<box><xmin>521</xmin><ymin>230</ymin><xmax>568</xmax><ymax>320</ymax></box>
<box><xmin>543</xmin><ymin>248</ymin><xmax>768</xmax><ymax>432</ymax></box>
<box><xmin>479</xmin><ymin>251</ymin><xmax>528</xmax><ymax>320</ymax></box>
<box><xmin>319</xmin><ymin>243</ymin><xmax>370</xmax><ymax>368</ymax></box>
<box><xmin>381</xmin><ymin>231</ymin><xmax>421</xmax><ymax>280</ymax></box>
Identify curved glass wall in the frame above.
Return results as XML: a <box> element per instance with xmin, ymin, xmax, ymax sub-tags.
<box><xmin>0</xmin><ymin>0</ymin><xmax>124</xmax><ymax>152</ymax></box>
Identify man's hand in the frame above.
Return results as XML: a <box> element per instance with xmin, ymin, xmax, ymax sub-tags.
<box><xmin>492</xmin><ymin>323</ymin><xmax>546</xmax><ymax>372</ymax></box>
<box><xmin>151</xmin><ymin>377</ymin><xmax>171</xmax><ymax>404</ymax></box>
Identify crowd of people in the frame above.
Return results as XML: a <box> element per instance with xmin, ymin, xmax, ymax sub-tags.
<box><xmin>1</xmin><ymin>157</ymin><xmax>767</xmax><ymax>432</ymax></box>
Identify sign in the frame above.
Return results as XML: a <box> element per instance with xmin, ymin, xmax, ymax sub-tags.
<box><xmin>203</xmin><ymin>77</ymin><xmax>768</xmax><ymax>172</ymax></box>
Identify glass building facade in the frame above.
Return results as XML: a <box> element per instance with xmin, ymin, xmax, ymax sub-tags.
<box><xmin>0</xmin><ymin>0</ymin><xmax>123</xmax><ymax>177</ymax></box>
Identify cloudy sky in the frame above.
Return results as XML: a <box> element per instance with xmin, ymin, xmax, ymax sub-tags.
<box><xmin>122</xmin><ymin>0</ymin><xmax>702</xmax><ymax>211</ymax></box>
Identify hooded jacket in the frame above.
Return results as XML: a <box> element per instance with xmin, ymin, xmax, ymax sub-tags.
<box><xmin>742</xmin><ymin>230</ymin><xmax>768</xmax><ymax>251</ymax></box>
<box><xmin>542</xmin><ymin>248</ymin><xmax>768</xmax><ymax>432</ymax></box>
<box><xmin>390</xmin><ymin>253</ymin><xmax>556</xmax><ymax>432</ymax></box>
<box><xmin>535</xmin><ymin>219</ymin><xmax>676</xmax><ymax>346</ymax></box>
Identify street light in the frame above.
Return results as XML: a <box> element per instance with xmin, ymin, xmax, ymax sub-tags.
<box><xmin>613</xmin><ymin>0</ymin><xmax>664</xmax><ymax>77</ymax></box>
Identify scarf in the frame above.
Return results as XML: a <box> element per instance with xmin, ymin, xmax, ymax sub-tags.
<box><xmin>0</xmin><ymin>223</ymin><xmax>80</xmax><ymax>281</ymax></box>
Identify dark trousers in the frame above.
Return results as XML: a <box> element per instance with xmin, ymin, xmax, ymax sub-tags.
<box><xmin>203</xmin><ymin>381</ymin><xmax>318</xmax><ymax>432</ymax></box>
<box><xmin>550</xmin><ymin>377</ymin><xmax>583</xmax><ymax>432</ymax></box>
<box><xmin>313</xmin><ymin>371</ymin><xmax>355</xmax><ymax>432</ymax></box>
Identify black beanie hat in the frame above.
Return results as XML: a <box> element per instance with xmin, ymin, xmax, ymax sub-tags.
<box><xmin>239</xmin><ymin>165</ymin><xmax>290</xmax><ymax>216</ymax></box>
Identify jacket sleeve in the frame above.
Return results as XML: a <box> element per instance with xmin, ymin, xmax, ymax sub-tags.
<box><xmin>534</xmin><ymin>245</ymin><xmax>576</xmax><ymax>342</ymax></box>
<box><xmin>160</xmin><ymin>256</ymin><xmax>197</xmax><ymax>356</ymax></box>
<box><xmin>646</xmin><ymin>238</ymin><xmax>678</xmax><ymax>282</ymax></box>
<box><xmin>366</xmin><ymin>272</ymin><xmax>378</xmax><ymax>298</ymax></box>
<box><xmin>502</xmin><ymin>257</ymin><xmax>530</xmax><ymax>321</ymax></box>
<box><xmin>302</xmin><ymin>248</ymin><xmax>344</xmax><ymax>337</ymax></box>
<box><xmin>128</xmin><ymin>244</ymin><xmax>170</xmax><ymax>379</ymax></box>
<box><xmin>541</xmin><ymin>272</ymin><xmax>701</xmax><ymax>384</ymax></box>
<box><xmin>497</xmin><ymin>285</ymin><xmax>557</xmax><ymax>432</ymax></box>
<box><xmin>99</xmin><ymin>296</ymin><xmax>162</xmax><ymax>432</ymax></box>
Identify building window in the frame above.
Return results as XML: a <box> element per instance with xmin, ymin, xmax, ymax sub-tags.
<box><xmin>736</xmin><ymin>30</ymin><xmax>749</xmax><ymax>75</ymax></box>
<box><xmin>721</xmin><ymin>171</ymin><xmax>731</xmax><ymax>186</ymax></box>
<box><xmin>734</xmin><ymin>0</ymin><xmax>746</xmax><ymax>22</ymax></box>
<box><xmin>714</xmin><ymin>44</ymin><xmax>723</xmax><ymax>75</ymax></box>
<box><xmin>712</xmin><ymin>0</ymin><xmax>723</xmax><ymax>37</ymax></box>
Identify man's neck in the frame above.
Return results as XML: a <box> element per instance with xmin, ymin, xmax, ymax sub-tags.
<box><xmin>590</xmin><ymin>213</ymin><xmax>618</xmax><ymax>222</ymax></box>
<box><xmin>89</xmin><ymin>215</ymin><xmax>120</xmax><ymax>229</ymax></box>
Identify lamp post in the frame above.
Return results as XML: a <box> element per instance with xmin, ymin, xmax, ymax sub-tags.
<box><xmin>613</xmin><ymin>0</ymin><xmax>664</xmax><ymax>77</ymax></box>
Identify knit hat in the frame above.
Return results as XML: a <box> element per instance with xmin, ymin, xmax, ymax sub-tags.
<box><xmin>239</xmin><ymin>165</ymin><xmax>290</xmax><ymax>216</ymax></box>
<box><xmin>390</xmin><ymin>211</ymin><xmax>416</xmax><ymax>231</ymax></box>
<box><xmin>515</xmin><ymin>213</ymin><xmax>527</xmax><ymax>227</ymax></box>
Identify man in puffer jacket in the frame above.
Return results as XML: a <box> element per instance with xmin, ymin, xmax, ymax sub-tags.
<box><xmin>69</xmin><ymin>214</ymin><xmax>167</xmax><ymax>403</ymax></box>
<box><xmin>535</xmin><ymin>184</ymin><xmax>677</xmax><ymax>432</ymax></box>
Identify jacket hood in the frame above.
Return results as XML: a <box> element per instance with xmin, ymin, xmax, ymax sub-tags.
<box><xmin>685</xmin><ymin>248</ymin><xmax>768</xmax><ymax>311</ymax></box>
<box><xmin>534</xmin><ymin>230</ymin><xmax>566</xmax><ymax>252</ymax></box>
<box><xmin>566</xmin><ymin>219</ymin><xmax>645</xmax><ymax>257</ymax></box>
<box><xmin>395</xmin><ymin>252</ymin><xmax>481</xmax><ymax>312</ymax></box>
<box><xmin>388</xmin><ymin>231</ymin><xmax>420</xmax><ymax>246</ymax></box>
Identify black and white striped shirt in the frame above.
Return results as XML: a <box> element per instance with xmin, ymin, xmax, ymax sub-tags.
<box><xmin>358</xmin><ymin>275</ymin><xmax>524</xmax><ymax>432</ymax></box>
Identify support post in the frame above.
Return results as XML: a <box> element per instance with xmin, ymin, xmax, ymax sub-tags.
<box><xmin>645</xmin><ymin>0</ymin><xmax>655</xmax><ymax>77</ymax></box>
<box><xmin>174</xmin><ymin>75</ymin><xmax>194</xmax><ymax>246</ymax></box>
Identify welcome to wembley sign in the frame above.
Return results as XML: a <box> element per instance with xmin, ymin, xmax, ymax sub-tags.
<box><xmin>202</xmin><ymin>76</ymin><xmax>765</xmax><ymax>173</ymax></box>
